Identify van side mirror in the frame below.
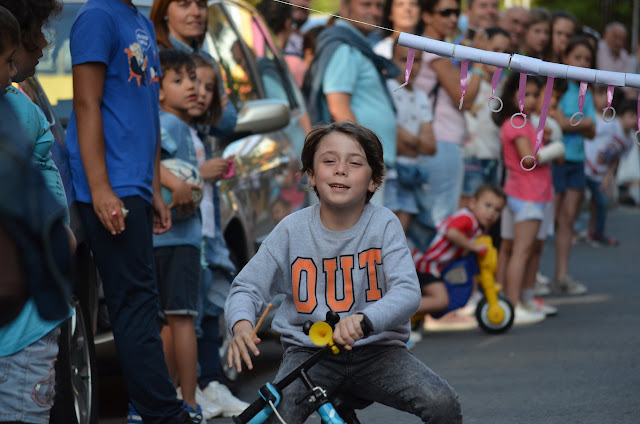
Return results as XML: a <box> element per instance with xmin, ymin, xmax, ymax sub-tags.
<box><xmin>233</xmin><ymin>99</ymin><xmax>290</xmax><ymax>138</ymax></box>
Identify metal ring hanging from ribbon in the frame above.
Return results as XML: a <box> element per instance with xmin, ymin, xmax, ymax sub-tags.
<box><xmin>602</xmin><ymin>85</ymin><xmax>617</xmax><ymax>122</ymax></box>
<box><xmin>570</xmin><ymin>81</ymin><xmax>589</xmax><ymax>126</ymax></box>
<box><xmin>488</xmin><ymin>67</ymin><xmax>504</xmax><ymax>113</ymax></box>
<box><xmin>511</xmin><ymin>73</ymin><xmax>528</xmax><ymax>129</ymax></box>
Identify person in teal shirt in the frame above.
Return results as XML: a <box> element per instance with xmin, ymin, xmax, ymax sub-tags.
<box><xmin>549</xmin><ymin>36</ymin><xmax>596</xmax><ymax>296</ymax></box>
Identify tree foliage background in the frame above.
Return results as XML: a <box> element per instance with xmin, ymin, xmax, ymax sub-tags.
<box><xmin>535</xmin><ymin>0</ymin><xmax>635</xmax><ymax>37</ymax></box>
<box><xmin>304</xmin><ymin>0</ymin><xmax>636</xmax><ymax>40</ymax></box>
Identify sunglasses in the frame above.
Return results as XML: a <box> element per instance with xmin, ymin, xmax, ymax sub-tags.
<box><xmin>436</xmin><ymin>8</ymin><xmax>461</xmax><ymax>17</ymax></box>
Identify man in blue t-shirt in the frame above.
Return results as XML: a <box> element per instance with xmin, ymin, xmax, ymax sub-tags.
<box><xmin>306</xmin><ymin>0</ymin><xmax>397</xmax><ymax>205</ymax></box>
<box><xmin>65</xmin><ymin>1</ymin><xmax>192</xmax><ymax>423</ymax></box>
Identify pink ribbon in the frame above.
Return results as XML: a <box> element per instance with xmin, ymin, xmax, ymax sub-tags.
<box><xmin>511</xmin><ymin>73</ymin><xmax>528</xmax><ymax>129</ymax></box>
<box><xmin>570</xmin><ymin>81</ymin><xmax>588</xmax><ymax>126</ymax></box>
<box><xmin>518</xmin><ymin>73</ymin><xmax>527</xmax><ymax>117</ymax></box>
<box><xmin>394</xmin><ymin>48</ymin><xmax>415</xmax><ymax>91</ymax></box>
<box><xmin>458</xmin><ymin>61</ymin><xmax>469</xmax><ymax>110</ymax></box>
<box><xmin>490</xmin><ymin>67</ymin><xmax>503</xmax><ymax>99</ymax></box>
<box><xmin>605</xmin><ymin>85</ymin><xmax>614</xmax><ymax>111</ymax></box>
<box><xmin>602</xmin><ymin>84</ymin><xmax>616</xmax><ymax>122</ymax></box>
<box><xmin>535</xmin><ymin>77</ymin><xmax>555</xmax><ymax>155</ymax></box>
<box><xmin>578</xmin><ymin>81</ymin><xmax>588</xmax><ymax>114</ymax></box>
<box><xmin>522</xmin><ymin>76</ymin><xmax>555</xmax><ymax>171</ymax></box>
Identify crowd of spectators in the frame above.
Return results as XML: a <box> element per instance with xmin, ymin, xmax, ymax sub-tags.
<box><xmin>2</xmin><ymin>0</ymin><xmax>640</xmax><ymax>423</ymax></box>
<box><xmin>285</xmin><ymin>0</ymin><xmax>640</xmax><ymax>329</ymax></box>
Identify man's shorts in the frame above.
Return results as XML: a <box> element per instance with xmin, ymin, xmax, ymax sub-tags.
<box><xmin>0</xmin><ymin>326</ymin><xmax>60</xmax><ymax>424</ymax></box>
<box><xmin>552</xmin><ymin>160</ymin><xmax>586</xmax><ymax>192</ymax></box>
<box><xmin>155</xmin><ymin>245</ymin><xmax>201</xmax><ymax>317</ymax></box>
<box><xmin>501</xmin><ymin>198</ymin><xmax>553</xmax><ymax>240</ymax></box>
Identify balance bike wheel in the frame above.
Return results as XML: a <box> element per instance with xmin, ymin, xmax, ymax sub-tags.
<box><xmin>475</xmin><ymin>295</ymin><xmax>514</xmax><ymax>334</ymax></box>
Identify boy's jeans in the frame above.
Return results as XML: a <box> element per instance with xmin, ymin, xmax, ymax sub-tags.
<box><xmin>266</xmin><ymin>344</ymin><xmax>462</xmax><ymax>424</ymax></box>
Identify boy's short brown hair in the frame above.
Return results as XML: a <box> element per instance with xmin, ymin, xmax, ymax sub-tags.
<box><xmin>474</xmin><ymin>183</ymin><xmax>506</xmax><ymax>202</ymax></box>
<box><xmin>159</xmin><ymin>49</ymin><xmax>195</xmax><ymax>83</ymax></box>
<box><xmin>0</xmin><ymin>6</ymin><xmax>19</xmax><ymax>54</ymax></box>
<box><xmin>300</xmin><ymin>121</ymin><xmax>385</xmax><ymax>203</ymax></box>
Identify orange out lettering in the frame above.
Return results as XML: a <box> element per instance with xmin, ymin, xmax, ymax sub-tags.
<box><xmin>291</xmin><ymin>249</ymin><xmax>382</xmax><ymax>313</ymax></box>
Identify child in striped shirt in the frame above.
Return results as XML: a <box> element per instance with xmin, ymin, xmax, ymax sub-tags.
<box><xmin>412</xmin><ymin>184</ymin><xmax>505</xmax><ymax>316</ymax></box>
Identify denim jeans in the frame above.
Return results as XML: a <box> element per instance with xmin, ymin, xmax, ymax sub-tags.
<box><xmin>266</xmin><ymin>345</ymin><xmax>462</xmax><ymax>424</ymax></box>
<box><xmin>586</xmin><ymin>176</ymin><xmax>608</xmax><ymax>235</ymax></box>
<box><xmin>417</xmin><ymin>142</ymin><xmax>464</xmax><ymax>227</ymax></box>
<box><xmin>0</xmin><ymin>327</ymin><xmax>60</xmax><ymax>424</ymax></box>
<box><xmin>78</xmin><ymin>197</ymin><xmax>184</xmax><ymax>424</ymax></box>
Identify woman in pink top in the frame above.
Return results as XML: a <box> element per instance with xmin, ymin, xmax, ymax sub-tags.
<box><xmin>492</xmin><ymin>74</ymin><xmax>553</xmax><ymax>325</ymax></box>
<box><xmin>413</xmin><ymin>0</ymin><xmax>481</xmax><ymax>227</ymax></box>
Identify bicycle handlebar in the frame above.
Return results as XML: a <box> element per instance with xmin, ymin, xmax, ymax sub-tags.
<box><xmin>232</xmin><ymin>312</ymin><xmax>372</xmax><ymax>424</ymax></box>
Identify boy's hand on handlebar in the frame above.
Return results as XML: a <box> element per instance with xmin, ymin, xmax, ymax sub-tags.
<box><xmin>333</xmin><ymin>313</ymin><xmax>365</xmax><ymax>351</ymax></box>
<box><xmin>228</xmin><ymin>320</ymin><xmax>261</xmax><ymax>373</ymax></box>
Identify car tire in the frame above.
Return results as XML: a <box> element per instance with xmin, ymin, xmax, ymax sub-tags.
<box><xmin>50</xmin><ymin>297</ymin><xmax>99</xmax><ymax>424</ymax></box>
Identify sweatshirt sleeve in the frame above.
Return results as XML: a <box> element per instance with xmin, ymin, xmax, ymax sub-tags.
<box><xmin>224</xmin><ymin>237</ymin><xmax>284</xmax><ymax>335</ymax></box>
<box><xmin>360</xmin><ymin>213</ymin><xmax>421</xmax><ymax>333</ymax></box>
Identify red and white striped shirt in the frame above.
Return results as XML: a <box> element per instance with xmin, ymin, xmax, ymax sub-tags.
<box><xmin>412</xmin><ymin>208</ymin><xmax>482</xmax><ymax>276</ymax></box>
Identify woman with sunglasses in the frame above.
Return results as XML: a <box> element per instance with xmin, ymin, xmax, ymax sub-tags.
<box><xmin>413</xmin><ymin>0</ymin><xmax>482</xmax><ymax>228</ymax></box>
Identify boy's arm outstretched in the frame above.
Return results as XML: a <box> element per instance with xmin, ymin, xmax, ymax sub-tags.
<box><xmin>446</xmin><ymin>227</ymin><xmax>487</xmax><ymax>255</ymax></box>
<box><xmin>225</xmin><ymin>242</ymin><xmax>283</xmax><ymax>372</ymax></box>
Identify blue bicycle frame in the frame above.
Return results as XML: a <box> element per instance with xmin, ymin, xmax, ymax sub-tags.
<box><xmin>233</xmin><ymin>312</ymin><xmax>371</xmax><ymax>424</ymax></box>
<box><xmin>234</xmin><ymin>344</ymin><xmax>346</xmax><ymax>424</ymax></box>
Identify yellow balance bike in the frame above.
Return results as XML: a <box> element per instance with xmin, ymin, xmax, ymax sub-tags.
<box><xmin>414</xmin><ymin>235</ymin><xmax>515</xmax><ymax>334</ymax></box>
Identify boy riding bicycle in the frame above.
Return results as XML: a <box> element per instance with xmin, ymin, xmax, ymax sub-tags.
<box><xmin>225</xmin><ymin>122</ymin><xmax>462</xmax><ymax>423</ymax></box>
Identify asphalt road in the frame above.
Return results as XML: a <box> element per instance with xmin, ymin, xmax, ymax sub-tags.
<box><xmin>99</xmin><ymin>206</ymin><xmax>640</xmax><ymax>424</ymax></box>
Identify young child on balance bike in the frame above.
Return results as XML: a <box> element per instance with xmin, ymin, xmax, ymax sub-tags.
<box><xmin>411</xmin><ymin>185</ymin><xmax>507</xmax><ymax>332</ymax></box>
<box><xmin>225</xmin><ymin>122</ymin><xmax>462</xmax><ymax>423</ymax></box>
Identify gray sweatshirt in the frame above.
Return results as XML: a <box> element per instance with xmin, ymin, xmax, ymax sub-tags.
<box><xmin>225</xmin><ymin>203</ymin><xmax>421</xmax><ymax>348</ymax></box>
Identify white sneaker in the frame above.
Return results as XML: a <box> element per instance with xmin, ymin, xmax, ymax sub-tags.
<box><xmin>514</xmin><ymin>303</ymin><xmax>546</xmax><ymax>325</ymax></box>
<box><xmin>552</xmin><ymin>275</ymin><xmax>588</xmax><ymax>296</ymax></box>
<box><xmin>534</xmin><ymin>280</ymin><xmax>551</xmax><ymax>296</ymax></box>
<box><xmin>523</xmin><ymin>298</ymin><xmax>558</xmax><ymax>317</ymax></box>
<box><xmin>195</xmin><ymin>387</ymin><xmax>223</xmax><ymax>420</ymax></box>
<box><xmin>536</xmin><ymin>271</ymin><xmax>551</xmax><ymax>285</ymax></box>
<box><xmin>200</xmin><ymin>381</ymin><xmax>249</xmax><ymax>417</ymax></box>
